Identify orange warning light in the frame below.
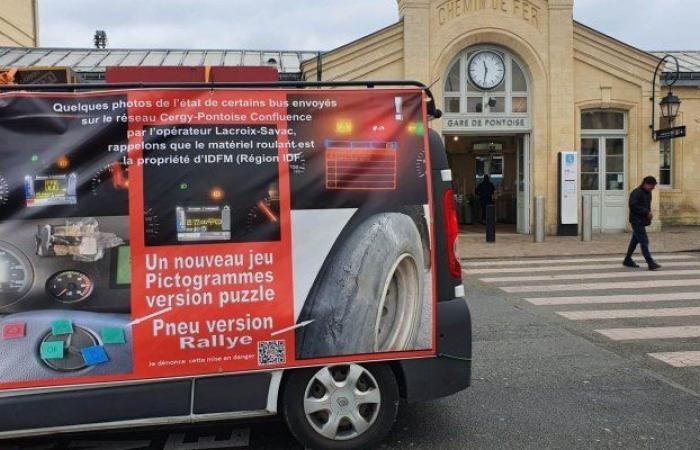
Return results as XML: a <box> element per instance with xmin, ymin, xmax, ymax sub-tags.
<box><xmin>56</xmin><ymin>156</ymin><xmax>70</xmax><ymax>169</ymax></box>
<box><xmin>209</xmin><ymin>187</ymin><xmax>225</xmax><ymax>201</ymax></box>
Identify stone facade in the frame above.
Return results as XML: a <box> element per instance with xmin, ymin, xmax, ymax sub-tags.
<box><xmin>0</xmin><ymin>0</ymin><xmax>38</xmax><ymax>47</ymax></box>
<box><xmin>659</xmin><ymin>84</ymin><xmax>700</xmax><ymax>225</ymax></box>
<box><xmin>303</xmin><ymin>0</ymin><xmax>700</xmax><ymax>233</ymax></box>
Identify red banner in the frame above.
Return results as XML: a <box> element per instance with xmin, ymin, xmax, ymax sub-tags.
<box><xmin>0</xmin><ymin>88</ymin><xmax>434</xmax><ymax>390</ymax></box>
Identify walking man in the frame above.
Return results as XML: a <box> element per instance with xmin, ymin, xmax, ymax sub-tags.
<box><xmin>624</xmin><ymin>176</ymin><xmax>661</xmax><ymax>271</ymax></box>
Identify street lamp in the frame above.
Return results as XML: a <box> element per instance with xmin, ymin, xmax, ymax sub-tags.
<box><xmin>650</xmin><ymin>54</ymin><xmax>682</xmax><ymax>141</ymax></box>
<box><xmin>659</xmin><ymin>91</ymin><xmax>681</xmax><ymax>120</ymax></box>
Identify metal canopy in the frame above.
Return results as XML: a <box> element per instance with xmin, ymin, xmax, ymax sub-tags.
<box><xmin>650</xmin><ymin>51</ymin><xmax>700</xmax><ymax>85</ymax></box>
<box><xmin>2</xmin><ymin>47</ymin><xmax>699</xmax><ymax>83</ymax></box>
<box><xmin>651</xmin><ymin>51</ymin><xmax>700</xmax><ymax>73</ymax></box>
<box><xmin>0</xmin><ymin>47</ymin><xmax>320</xmax><ymax>74</ymax></box>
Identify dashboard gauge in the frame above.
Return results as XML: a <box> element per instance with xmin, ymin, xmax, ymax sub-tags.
<box><xmin>415</xmin><ymin>150</ymin><xmax>427</xmax><ymax>178</ymax></box>
<box><xmin>0</xmin><ymin>242</ymin><xmax>33</xmax><ymax>308</ymax></box>
<box><xmin>40</xmin><ymin>325</ymin><xmax>99</xmax><ymax>372</ymax></box>
<box><xmin>46</xmin><ymin>270</ymin><xmax>94</xmax><ymax>304</ymax></box>
<box><xmin>91</xmin><ymin>162</ymin><xmax>129</xmax><ymax>195</ymax></box>
<box><xmin>246</xmin><ymin>201</ymin><xmax>265</xmax><ymax>232</ymax></box>
<box><xmin>144</xmin><ymin>207</ymin><xmax>161</xmax><ymax>239</ymax></box>
<box><xmin>0</xmin><ymin>174</ymin><xmax>9</xmax><ymax>207</ymax></box>
<box><xmin>246</xmin><ymin>197</ymin><xmax>279</xmax><ymax>232</ymax></box>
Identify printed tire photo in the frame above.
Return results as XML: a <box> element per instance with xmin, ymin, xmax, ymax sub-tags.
<box><xmin>296</xmin><ymin>212</ymin><xmax>425</xmax><ymax>359</ymax></box>
<box><xmin>282</xmin><ymin>363</ymin><xmax>399</xmax><ymax>450</ymax></box>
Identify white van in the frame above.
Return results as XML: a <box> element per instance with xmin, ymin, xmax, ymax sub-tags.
<box><xmin>0</xmin><ymin>81</ymin><xmax>471</xmax><ymax>450</ymax></box>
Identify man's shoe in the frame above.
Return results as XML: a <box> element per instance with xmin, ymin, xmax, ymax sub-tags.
<box><xmin>648</xmin><ymin>262</ymin><xmax>662</xmax><ymax>271</ymax></box>
<box><xmin>623</xmin><ymin>258</ymin><xmax>640</xmax><ymax>268</ymax></box>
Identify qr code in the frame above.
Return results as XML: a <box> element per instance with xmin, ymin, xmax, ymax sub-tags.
<box><xmin>258</xmin><ymin>340</ymin><xmax>286</xmax><ymax>366</ymax></box>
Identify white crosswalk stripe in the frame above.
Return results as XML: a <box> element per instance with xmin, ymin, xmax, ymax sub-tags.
<box><xmin>526</xmin><ymin>292</ymin><xmax>700</xmax><ymax>306</ymax></box>
<box><xmin>501</xmin><ymin>278</ymin><xmax>700</xmax><ymax>293</ymax></box>
<box><xmin>461</xmin><ymin>254</ymin><xmax>694</xmax><ymax>268</ymax></box>
<box><xmin>558</xmin><ymin>307</ymin><xmax>700</xmax><ymax>320</ymax></box>
<box><xmin>464</xmin><ymin>260</ymin><xmax>700</xmax><ymax>275</ymax></box>
<box><xmin>596</xmin><ymin>326</ymin><xmax>700</xmax><ymax>340</ymax></box>
<box><xmin>648</xmin><ymin>351</ymin><xmax>700</xmax><ymax>368</ymax></box>
<box><xmin>481</xmin><ymin>269</ymin><xmax>700</xmax><ymax>283</ymax></box>
<box><xmin>464</xmin><ymin>253</ymin><xmax>700</xmax><ymax>369</ymax></box>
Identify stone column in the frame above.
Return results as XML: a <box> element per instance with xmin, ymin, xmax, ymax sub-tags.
<box><xmin>545</xmin><ymin>0</ymin><xmax>576</xmax><ymax>234</ymax></box>
<box><xmin>396</xmin><ymin>0</ymin><xmax>432</xmax><ymax>84</ymax></box>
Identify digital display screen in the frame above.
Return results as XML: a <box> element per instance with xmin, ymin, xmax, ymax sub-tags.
<box><xmin>325</xmin><ymin>141</ymin><xmax>398</xmax><ymax>191</ymax></box>
<box><xmin>176</xmin><ymin>206</ymin><xmax>231</xmax><ymax>242</ymax></box>
<box><xmin>24</xmin><ymin>173</ymin><xmax>77</xmax><ymax>207</ymax></box>
<box><xmin>115</xmin><ymin>245</ymin><xmax>131</xmax><ymax>286</ymax></box>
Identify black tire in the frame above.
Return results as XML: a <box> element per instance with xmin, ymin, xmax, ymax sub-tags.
<box><xmin>282</xmin><ymin>363</ymin><xmax>399</xmax><ymax>450</ymax></box>
<box><xmin>296</xmin><ymin>212</ymin><xmax>425</xmax><ymax>359</ymax></box>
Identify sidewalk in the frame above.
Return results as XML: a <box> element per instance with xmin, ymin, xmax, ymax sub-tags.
<box><xmin>458</xmin><ymin>225</ymin><xmax>700</xmax><ymax>260</ymax></box>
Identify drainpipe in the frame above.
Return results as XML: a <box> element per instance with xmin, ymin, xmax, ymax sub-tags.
<box><xmin>316</xmin><ymin>52</ymin><xmax>323</xmax><ymax>82</ymax></box>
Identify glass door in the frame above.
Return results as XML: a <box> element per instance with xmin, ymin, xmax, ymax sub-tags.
<box><xmin>516</xmin><ymin>135</ymin><xmax>530</xmax><ymax>234</ymax></box>
<box><xmin>580</xmin><ymin>136</ymin><xmax>626</xmax><ymax>232</ymax></box>
<box><xmin>581</xmin><ymin>138</ymin><xmax>601</xmax><ymax>229</ymax></box>
<box><xmin>601</xmin><ymin>138</ymin><xmax>627</xmax><ymax>231</ymax></box>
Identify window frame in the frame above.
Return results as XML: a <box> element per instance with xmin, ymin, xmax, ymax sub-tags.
<box><xmin>580</xmin><ymin>110</ymin><xmax>628</xmax><ymax>193</ymax></box>
<box><xmin>475</xmin><ymin>155</ymin><xmax>505</xmax><ymax>188</ymax></box>
<box><xmin>443</xmin><ymin>47</ymin><xmax>530</xmax><ymax>116</ymax></box>
<box><xmin>580</xmin><ymin>110</ymin><xmax>627</xmax><ymax>135</ymax></box>
<box><xmin>659</xmin><ymin>138</ymin><xmax>673</xmax><ymax>187</ymax></box>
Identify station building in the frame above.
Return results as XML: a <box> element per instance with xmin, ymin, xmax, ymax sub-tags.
<box><xmin>0</xmin><ymin>0</ymin><xmax>39</xmax><ymax>47</ymax></box>
<box><xmin>1</xmin><ymin>0</ymin><xmax>699</xmax><ymax>234</ymax></box>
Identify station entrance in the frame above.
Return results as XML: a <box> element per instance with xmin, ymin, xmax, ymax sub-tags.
<box><xmin>445</xmin><ymin>134</ymin><xmax>531</xmax><ymax>235</ymax></box>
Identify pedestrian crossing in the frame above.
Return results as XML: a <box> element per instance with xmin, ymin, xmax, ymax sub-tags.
<box><xmin>464</xmin><ymin>253</ymin><xmax>700</xmax><ymax>368</ymax></box>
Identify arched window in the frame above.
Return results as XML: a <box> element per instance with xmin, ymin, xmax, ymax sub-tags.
<box><xmin>443</xmin><ymin>47</ymin><xmax>530</xmax><ymax>115</ymax></box>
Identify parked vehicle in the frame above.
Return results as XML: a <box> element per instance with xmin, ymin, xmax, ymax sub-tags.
<box><xmin>0</xmin><ymin>81</ymin><xmax>471</xmax><ymax>450</ymax></box>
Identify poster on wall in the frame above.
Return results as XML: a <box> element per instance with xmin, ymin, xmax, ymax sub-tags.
<box><xmin>0</xmin><ymin>88</ymin><xmax>435</xmax><ymax>390</ymax></box>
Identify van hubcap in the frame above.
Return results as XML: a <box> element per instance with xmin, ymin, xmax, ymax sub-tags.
<box><xmin>303</xmin><ymin>364</ymin><xmax>381</xmax><ymax>441</ymax></box>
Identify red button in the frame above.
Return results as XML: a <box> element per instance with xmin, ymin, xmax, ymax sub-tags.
<box><xmin>2</xmin><ymin>323</ymin><xmax>26</xmax><ymax>340</ymax></box>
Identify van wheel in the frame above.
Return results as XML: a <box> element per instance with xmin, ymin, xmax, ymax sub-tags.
<box><xmin>283</xmin><ymin>363</ymin><xmax>399</xmax><ymax>450</ymax></box>
<box><xmin>296</xmin><ymin>213</ymin><xmax>424</xmax><ymax>359</ymax></box>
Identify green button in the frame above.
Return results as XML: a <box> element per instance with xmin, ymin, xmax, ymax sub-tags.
<box><xmin>101</xmin><ymin>327</ymin><xmax>126</xmax><ymax>344</ymax></box>
<box><xmin>40</xmin><ymin>341</ymin><xmax>64</xmax><ymax>360</ymax></box>
<box><xmin>51</xmin><ymin>320</ymin><xmax>73</xmax><ymax>336</ymax></box>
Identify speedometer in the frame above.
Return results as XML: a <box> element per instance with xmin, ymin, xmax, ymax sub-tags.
<box><xmin>91</xmin><ymin>162</ymin><xmax>129</xmax><ymax>195</ymax></box>
<box><xmin>0</xmin><ymin>242</ymin><xmax>33</xmax><ymax>308</ymax></box>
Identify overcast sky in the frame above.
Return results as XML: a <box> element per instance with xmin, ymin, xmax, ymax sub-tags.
<box><xmin>38</xmin><ymin>0</ymin><xmax>700</xmax><ymax>51</ymax></box>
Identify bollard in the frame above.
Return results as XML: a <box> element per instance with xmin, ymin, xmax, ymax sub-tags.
<box><xmin>486</xmin><ymin>204</ymin><xmax>496</xmax><ymax>243</ymax></box>
<box><xmin>582</xmin><ymin>194</ymin><xmax>593</xmax><ymax>242</ymax></box>
<box><xmin>535</xmin><ymin>195</ymin><xmax>545</xmax><ymax>243</ymax></box>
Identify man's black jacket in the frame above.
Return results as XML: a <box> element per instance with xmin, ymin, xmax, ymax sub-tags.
<box><xmin>476</xmin><ymin>181</ymin><xmax>495</xmax><ymax>204</ymax></box>
<box><xmin>629</xmin><ymin>186</ymin><xmax>651</xmax><ymax>225</ymax></box>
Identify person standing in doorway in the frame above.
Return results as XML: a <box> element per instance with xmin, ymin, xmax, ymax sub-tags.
<box><xmin>624</xmin><ymin>176</ymin><xmax>661</xmax><ymax>271</ymax></box>
<box><xmin>476</xmin><ymin>174</ymin><xmax>495</xmax><ymax>224</ymax></box>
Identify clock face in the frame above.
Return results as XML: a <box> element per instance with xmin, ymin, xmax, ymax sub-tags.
<box><xmin>468</xmin><ymin>51</ymin><xmax>506</xmax><ymax>90</ymax></box>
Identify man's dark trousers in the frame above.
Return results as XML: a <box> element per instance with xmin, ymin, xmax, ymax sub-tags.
<box><xmin>626</xmin><ymin>222</ymin><xmax>653</xmax><ymax>264</ymax></box>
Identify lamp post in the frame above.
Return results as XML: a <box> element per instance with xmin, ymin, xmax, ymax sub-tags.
<box><xmin>650</xmin><ymin>54</ymin><xmax>682</xmax><ymax>141</ymax></box>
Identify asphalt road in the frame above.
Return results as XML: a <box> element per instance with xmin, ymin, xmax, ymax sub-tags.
<box><xmin>7</xmin><ymin>253</ymin><xmax>700</xmax><ymax>449</ymax></box>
